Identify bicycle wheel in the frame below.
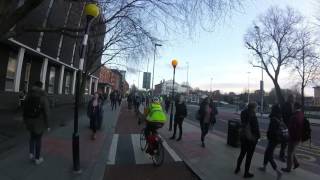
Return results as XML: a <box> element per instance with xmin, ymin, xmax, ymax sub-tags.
<box><xmin>152</xmin><ymin>140</ymin><xmax>164</xmax><ymax>166</ymax></box>
<box><xmin>140</xmin><ymin>128</ymin><xmax>147</xmax><ymax>151</ymax></box>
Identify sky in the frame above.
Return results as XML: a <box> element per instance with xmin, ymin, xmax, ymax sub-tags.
<box><xmin>122</xmin><ymin>0</ymin><xmax>319</xmax><ymax>96</ymax></box>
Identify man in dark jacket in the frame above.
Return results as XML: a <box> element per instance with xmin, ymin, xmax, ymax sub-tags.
<box><xmin>235</xmin><ymin>102</ymin><xmax>261</xmax><ymax>178</ymax></box>
<box><xmin>170</xmin><ymin>95</ymin><xmax>187</xmax><ymax>141</ymax></box>
<box><xmin>279</xmin><ymin>94</ymin><xmax>294</xmax><ymax>162</ymax></box>
<box><xmin>23</xmin><ymin>81</ymin><xmax>50</xmax><ymax>165</ymax></box>
<box><xmin>282</xmin><ymin>102</ymin><xmax>304</xmax><ymax>172</ymax></box>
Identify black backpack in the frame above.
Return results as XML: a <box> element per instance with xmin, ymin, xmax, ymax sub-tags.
<box><xmin>301</xmin><ymin>118</ymin><xmax>311</xmax><ymax>142</ymax></box>
<box><xmin>23</xmin><ymin>94</ymin><xmax>42</xmax><ymax>118</ymax></box>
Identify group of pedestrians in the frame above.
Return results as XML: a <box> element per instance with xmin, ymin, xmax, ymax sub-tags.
<box><xmin>234</xmin><ymin>95</ymin><xmax>309</xmax><ymax>179</ymax></box>
<box><xmin>22</xmin><ymin>80</ymin><xmax>122</xmax><ymax>165</ymax></box>
<box><xmin>168</xmin><ymin>95</ymin><xmax>218</xmax><ymax>147</ymax></box>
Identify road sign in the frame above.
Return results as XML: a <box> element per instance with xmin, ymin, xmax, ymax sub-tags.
<box><xmin>143</xmin><ymin>72</ymin><xmax>151</xmax><ymax>89</ymax></box>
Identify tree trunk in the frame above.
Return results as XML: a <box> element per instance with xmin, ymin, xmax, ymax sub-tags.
<box><xmin>273</xmin><ymin>80</ymin><xmax>285</xmax><ymax>106</ymax></box>
<box><xmin>301</xmin><ymin>85</ymin><xmax>305</xmax><ymax>111</ymax></box>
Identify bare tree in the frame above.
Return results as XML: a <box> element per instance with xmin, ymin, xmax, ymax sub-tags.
<box><xmin>245</xmin><ymin>6</ymin><xmax>303</xmax><ymax>105</ymax></box>
<box><xmin>292</xmin><ymin>28</ymin><xmax>320</xmax><ymax>109</ymax></box>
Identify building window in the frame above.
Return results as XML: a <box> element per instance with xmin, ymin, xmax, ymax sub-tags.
<box><xmin>24</xmin><ymin>63</ymin><xmax>31</xmax><ymax>92</ymax></box>
<box><xmin>64</xmin><ymin>72</ymin><xmax>71</xmax><ymax>95</ymax></box>
<box><xmin>5</xmin><ymin>53</ymin><xmax>18</xmax><ymax>91</ymax></box>
<box><xmin>48</xmin><ymin>67</ymin><xmax>56</xmax><ymax>94</ymax></box>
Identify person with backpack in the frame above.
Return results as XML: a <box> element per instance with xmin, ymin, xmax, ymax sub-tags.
<box><xmin>87</xmin><ymin>92</ymin><xmax>104</xmax><ymax>140</ymax></box>
<box><xmin>259</xmin><ymin>104</ymin><xmax>285</xmax><ymax>180</ymax></box>
<box><xmin>235</xmin><ymin>102</ymin><xmax>260</xmax><ymax>178</ymax></box>
<box><xmin>170</xmin><ymin>95</ymin><xmax>187</xmax><ymax>141</ymax></box>
<box><xmin>23</xmin><ymin>81</ymin><xmax>50</xmax><ymax>165</ymax></box>
<box><xmin>282</xmin><ymin>102</ymin><xmax>304</xmax><ymax>172</ymax></box>
<box><xmin>279</xmin><ymin>94</ymin><xmax>294</xmax><ymax>162</ymax></box>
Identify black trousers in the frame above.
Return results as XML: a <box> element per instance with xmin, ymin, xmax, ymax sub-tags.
<box><xmin>172</xmin><ymin>117</ymin><xmax>184</xmax><ymax>138</ymax></box>
<box><xmin>111</xmin><ymin>100</ymin><xmax>117</xmax><ymax>110</ymax></box>
<box><xmin>29</xmin><ymin>132</ymin><xmax>43</xmax><ymax>159</ymax></box>
<box><xmin>236</xmin><ymin>139</ymin><xmax>257</xmax><ymax>174</ymax></box>
<box><xmin>280</xmin><ymin>141</ymin><xmax>287</xmax><ymax>158</ymax></box>
<box><xmin>200</xmin><ymin>122</ymin><xmax>210</xmax><ymax>142</ymax></box>
<box><xmin>263</xmin><ymin>140</ymin><xmax>279</xmax><ymax>170</ymax></box>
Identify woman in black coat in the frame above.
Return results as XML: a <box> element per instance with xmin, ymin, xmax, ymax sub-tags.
<box><xmin>87</xmin><ymin>92</ymin><xmax>103</xmax><ymax>140</ymax></box>
<box><xmin>198</xmin><ymin>97</ymin><xmax>217</xmax><ymax>148</ymax></box>
<box><xmin>235</xmin><ymin>102</ymin><xmax>261</xmax><ymax>178</ymax></box>
<box><xmin>259</xmin><ymin>104</ymin><xmax>283</xmax><ymax>180</ymax></box>
<box><xmin>170</xmin><ymin>95</ymin><xmax>187</xmax><ymax>141</ymax></box>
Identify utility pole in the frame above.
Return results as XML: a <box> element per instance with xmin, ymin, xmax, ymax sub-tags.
<box><xmin>247</xmin><ymin>71</ymin><xmax>251</xmax><ymax>103</ymax></box>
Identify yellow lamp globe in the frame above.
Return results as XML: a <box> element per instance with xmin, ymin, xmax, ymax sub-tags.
<box><xmin>85</xmin><ymin>3</ymin><xmax>100</xmax><ymax>18</ymax></box>
<box><xmin>171</xmin><ymin>59</ymin><xmax>178</xmax><ymax>68</ymax></box>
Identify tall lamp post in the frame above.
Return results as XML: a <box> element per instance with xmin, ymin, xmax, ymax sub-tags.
<box><xmin>169</xmin><ymin>59</ymin><xmax>178</xmax><ymax>131</ymax></box>
<box><xmin>73</xmin><ymin>3</ymin><xmax>99</xmax><ymax>173</ymax></box>
<box><xmin>255</xmin><ymin>25</ymin><xmax>264</xmax><ymax>116</ymax></box>
<box><xmin>151</xmin><ymin>43</ymin><xmax>162</xmax><ymax>95</ymax></box>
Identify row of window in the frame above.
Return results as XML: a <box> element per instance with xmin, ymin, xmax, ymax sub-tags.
<box><xmin>5</xmin><ymin>53</ymin><xmax>72</xmax><ymax>95</ymax></box>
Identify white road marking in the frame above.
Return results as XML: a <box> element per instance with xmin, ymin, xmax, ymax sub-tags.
<box><xmin>107</xmin><ymin>134</ymin><xmax>119</xmax><ymax>165</ymax></box>
<box><xmin>131</xmin><ymin>134</ymin><xmax>153</xmax><ymax>164</ymax></box>
<box><xmin>159</xmin><ymin>135</ymin><xmax>182</xmax><ymax>162</ymax></box>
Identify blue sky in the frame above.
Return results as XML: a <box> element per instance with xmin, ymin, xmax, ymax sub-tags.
<box><xmin>124</xmin><ymin>0</ymin><xmax>318</xmax><ymax>96</ymax></box>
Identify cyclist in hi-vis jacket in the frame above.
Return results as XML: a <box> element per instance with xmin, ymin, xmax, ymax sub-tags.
<box><xmin>144</xmin><ymin>97</ymin><xmax>167</xmax><ymax>139</ymax></box>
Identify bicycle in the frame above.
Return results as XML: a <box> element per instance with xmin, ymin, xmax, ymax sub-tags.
<box><xmin>140</xmin><ymin>128</ymin><xmax>165</xmax><ymax>166</ymax></box>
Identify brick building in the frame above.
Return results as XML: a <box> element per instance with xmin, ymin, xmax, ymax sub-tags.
<box><xmin>98</xmin><ymin>66</ymin><xmax>129</xmax><ymax>96</ymax></box>
<box><xmin>0</xmin><ymin>0</ymin><xmax>105</xmax><ymax>110</ymax></box>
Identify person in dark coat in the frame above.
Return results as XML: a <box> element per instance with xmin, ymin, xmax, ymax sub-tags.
<box><xmin>279</xmin><ymin>94</ymin><xmax>294</xmax><ymax>162</ymax></box>
<box><xmin>282</xmin><ymin>102</ymin><xmax>304</xmax><ymax>172</ymax></box>
<box><xmin>259</xmin><ymin>104</ymin><xmax>283</xmax><ymax>180</ymax></box>
<box><xmin>110</xmin><ymin>90</ymin><xmax>117</xmax><ymax>110</ymax></box>
<box><xmin>235</xmin><ymin>102</ymin><xmax>261</xmax><ymax>178</ymax></box>
<box><xmin>198</xmin><ymin>97</ymin><xmax>216</xmax><ymax>148</ymax></box>
<box><xmin>117</xmin><ymin>92</ymin><xmax>122</xmax><ymax>106</ymax></box>
<box><xmin>87</xmin><ymin>92</ymin><xmax>103</xmax><ymax>140</ymax></box>
<box><xmin>170</xmin><ymin>95</ymin><xmax>187</xmax><ymax>141</ymax></box>
<box><xmin>23</xmin><ymin>81</ymin><xmax>50</xmax><ymax>165</ymax></box>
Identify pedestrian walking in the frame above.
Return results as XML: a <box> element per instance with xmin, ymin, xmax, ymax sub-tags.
<box><xmin>279</xmin><ymin>94</ymin><xmax>294</xmax><ymax>162</ymax></box>
<box><xmin>117</xmin><ymin>92</ymin><xmax>122</xmax><ymax>106</ymax></box>
<box><xmin>87</xmin><ymin>92</ymin><xmax>103</xmax><ymax>140</ymax></box>
<box><xmin>134</xmin><ymin>93</ymin><xmax>141</xmax><ymax>114</ymax></box>
<box><xmin>198</xmin><ymin>97</ymin><xmax>216</xmax><ymax>148</ymax></box>
<box><xmin>235</xmin><ymin>102</ymin><xmax>260</xmax><ymax>178</ymax></box>
<box><xmin>259</xmin><ymin>104</ymin><xmax>286</xmax><ymax>180</ymax></box>
<box><xmin>209</xmin><ymin>99</ymin><xmax>218</xmax><ymax>130</ymax></box>
<box><xmin>170</xmin><ymin>95</ymin><xmax>187</xmax><ymax>141</ymax></box>
<box><xmin>23</xmin><ymin>81</ymin><xmax>50</xmax><ymax>165</ymax></box>
<box><xmin>127</xmin><ymin>93</ymin><xmax>133</xmax><ymax>109</ymax></box>
<box><xmin>281</xmin><ymin>102</ymin><xmax>304</xmax><ymax>172</ymax></box>
<box><xmin>110</xmin><ymin>90</ymin><xmax>117</xmax><ymax>110</ymax></box>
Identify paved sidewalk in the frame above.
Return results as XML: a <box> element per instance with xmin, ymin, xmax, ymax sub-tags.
<box><xmin>159</xmin><ymin>119</ymin><xmax>320</xmax><ymax>180</ymax></box>
<box><xmin>0</xmin><ymin>102</ymin><xmax>120</xmax><ymax>180</ymax></box>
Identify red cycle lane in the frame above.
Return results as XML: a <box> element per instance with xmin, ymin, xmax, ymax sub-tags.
<box><xmin>103</xmin><ymin>104</ymin><xmax>199</xmax><ymax>180</ymax></box>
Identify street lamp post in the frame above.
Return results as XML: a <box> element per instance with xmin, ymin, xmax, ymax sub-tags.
<box><xmin>169</xmin><ymin>59</ymin><xmax>178</xmax><ymax>131</ymax></box>
<box><xmin>255</xmin><ymin>25</ymin><xmax>264</xmax><ymax>115</ymax></box>
<box><xmin>73</xmin><ymin>3</ymin><xmax>99</xmax><ymax>173</ymax></box>
<box><xmin>151</xmin><ymin>43</ymin><xmax>162</xmax><ymax>95</ymax></box>
<box><xmin>210</xmin><ymin>77</ymin><xmax>213</xmax><ymax>92</ymax></box>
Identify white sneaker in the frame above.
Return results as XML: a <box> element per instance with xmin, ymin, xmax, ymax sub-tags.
<box><xmin>34</xmin><ymin>157</ymin><xmax>44</xmax><ymax>165</ymax></box>
<box><xmin>29</xmin><ymin>153</ymin><xmax>34</xmax><ymax>160</ymax></box>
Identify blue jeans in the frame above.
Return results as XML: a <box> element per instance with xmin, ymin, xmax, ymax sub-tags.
<box><xmin>29</xmin><ymin>132</ymin><xmax>42</xmax><ymax>159</ymax></box>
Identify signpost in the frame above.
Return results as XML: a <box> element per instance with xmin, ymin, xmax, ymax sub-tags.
<box><xmin>143</xmin><ymin>72</ymin><xmax>151</xmax><ymax>89</ymax></box>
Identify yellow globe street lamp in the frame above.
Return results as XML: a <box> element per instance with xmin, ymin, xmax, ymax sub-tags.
<box><xmin>73</xmin><ymin>3</ymin><xmax>100</xmax><ymax>173</ymax></box>
<box><xmin>169</xmin><ymin>59</ymin><xmax>178</xmax><ymax>131</ymax></box>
